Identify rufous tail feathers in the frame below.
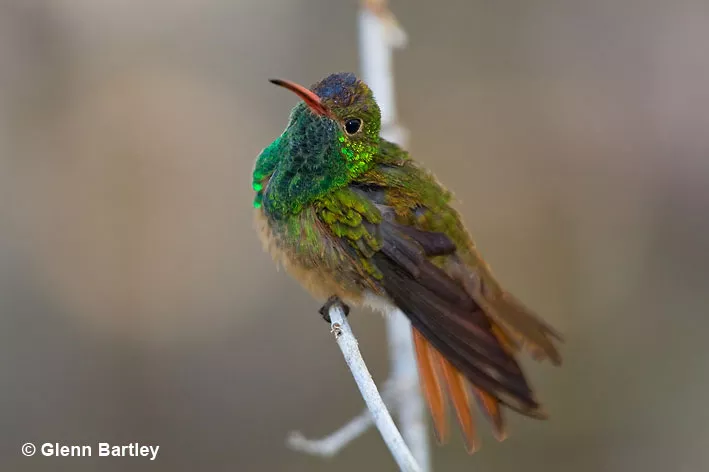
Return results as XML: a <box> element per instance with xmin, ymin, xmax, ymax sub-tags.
<box><xmin>413</xmin><ymin>327</ymin><xmax>509</xmax><ymax>453</ymax></box>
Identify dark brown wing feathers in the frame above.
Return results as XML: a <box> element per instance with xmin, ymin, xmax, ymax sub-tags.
<box><xmin>374</xmin><ymin>232</ymin><xmax>538</xmax><ymax>405</ymax></box>
<box><xmin>372</xmin><ymin>219</ymin><xmax>558</xmax><ymax>446</ymax></box>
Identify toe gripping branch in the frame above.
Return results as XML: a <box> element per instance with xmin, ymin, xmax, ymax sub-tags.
<box><xmin>319</xmin><ymin>295</ymin><xmax>351</xmax><ymax>323</ymax></box>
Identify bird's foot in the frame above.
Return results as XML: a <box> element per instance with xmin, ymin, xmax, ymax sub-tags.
<box><xmin>319</xmin><ymin>295</ymin><xmax>350</xmax><ymax>323</ymax></box>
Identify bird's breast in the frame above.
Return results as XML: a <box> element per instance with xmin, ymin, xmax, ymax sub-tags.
<box><xmin>253</xmin><ymin>206</ymin><xmax>370</xmax><ymax>305</ymax></box>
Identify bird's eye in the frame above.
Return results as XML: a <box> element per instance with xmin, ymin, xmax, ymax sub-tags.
<box><xmin>344</xmin><ymin>118</ymin><xmax>362</xmax><ymax>135</ymax></box>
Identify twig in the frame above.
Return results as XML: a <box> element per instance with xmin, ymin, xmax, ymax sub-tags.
<box><xmin>359</xmin><ymin>2</ymin><xmax>431</xmax><ymax>470</ymax></box>
<box><xmin>327</xmin><ymin>304</ymin><xmax>421</xmax><ymax>472</ymax></box>
<box><xmin>385</xmin><ymin>311</ymin><xmax>430</xmax><ymax>470</ymax></box>
<box><xmin>286</xmin><ymin>376</ymin><xmax>416</xmax><ymax>457</ymax></box>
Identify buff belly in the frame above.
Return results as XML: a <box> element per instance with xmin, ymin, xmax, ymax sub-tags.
<box><xmin>253</xmin><ymin>208</ymin><xmax>372</xmax><ymax>306</ymax></box>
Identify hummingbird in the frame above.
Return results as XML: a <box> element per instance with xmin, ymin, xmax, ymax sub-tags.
<box><xmin>252</xmin><ymin>72</ymin><xmax>562</xmax><ymax>452</ymax></box>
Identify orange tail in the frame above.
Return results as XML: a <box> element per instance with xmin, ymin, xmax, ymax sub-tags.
<box><xmin>413</xmin><ymin>328</ymin><xmax>481</xmax><ymax>453</ymax></box>
<box><xmin>413</xmin><ymin>326</ymin><xmax>512</xmax><ymax>451</ymax></box>
<box><xmin>412</xmin><ymin>328</ymin><xmax>449</xmax><ymax>444</ymax></box>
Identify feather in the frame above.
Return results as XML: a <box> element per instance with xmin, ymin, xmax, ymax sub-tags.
<box><xmin>471</xmin><ymin>387</ymin><xmax>507</xmax><ymax>441</ymax></box>
<box><xmin>373</xmin><ymin>260</ymin><xmax>540</xmax><ymax>414</ymax></box>
<box><xmin>429</xmin><ymin>343</ymin><xmax>479</xmax><ymax>453</ymax></box>
<box><xmin>412</xmin><ymin>328</ymin><xmax>449</xmax><ymax>444</ymax></box>
<box><xmin>445</xmin><ymin>255</ymin><xmax>563</xmax><ymax>365</ymax></box>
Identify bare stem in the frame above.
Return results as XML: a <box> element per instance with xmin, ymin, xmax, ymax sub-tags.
<box><xmin>286</xmin><ymin>377</ymin><xmax>416</xmax><ymax>457</ymax></box>
<box><xmin>386</xmin><ymin>311</ymin><xmax>430</xmax><ymax>470</ymax></box>
<box><xmin>359</xmin><ymin>2</ymin><xmax>431</xmax><ymax>470</ymax></box>
<box><xmin>325</xmin><ymin>304</ymin><xmax>421</xmax><ymax>472</ymax></box>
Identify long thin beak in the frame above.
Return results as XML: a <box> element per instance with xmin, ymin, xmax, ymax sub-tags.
<box><xmin>269</xmin><ymin>78</ymin><xmax>331</xmax><ymax>117</ymax></box>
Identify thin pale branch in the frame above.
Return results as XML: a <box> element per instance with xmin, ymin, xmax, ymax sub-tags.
<box><xmin>323</xmin><ymin>304</ymin><xmax>421</xmax><ymax>472</ymax></box>
<box><xmin>359</xmin><ymin>1</ymin><xmax>431</xmax><ymax>469</ymax></box>
<box><xmin>385</xmin><ymin>311</ymin><xmax>430</xmax><ymax>470</ymax></box>
<box><xmin>287</xmin><ymin>376</ymin><xmax>417</xmax><ymax>457</ymax></box>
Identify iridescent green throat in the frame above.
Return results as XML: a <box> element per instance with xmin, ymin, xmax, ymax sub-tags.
<box><xmin>252</xmin><ymin>104</ymin><xmax>378</xmax><ymax>219</ymax></box>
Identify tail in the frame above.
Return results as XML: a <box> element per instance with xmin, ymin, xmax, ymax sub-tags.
<box><xmin>413</xmin><ymin>328</ymin><xmax>480</xmax><ymax>452</ymax></box>
<box><xmin>448</xmin><ymin>253</ymin><xmax>564</xmax><ymax>365</ymax></box>
<box><xmin>372</xmin><ymin>221</ymin><xmax>562</xmax><ymax>451</ymax></box>
<box><xmin>485</xmin><ymin>291</ymin><xmax>563</xmax><ymax>365</ymax></box>
<box><xmin>412</xmin><ymin>323</ymin><xmax>539</xmax><ymax>452</ymax></box>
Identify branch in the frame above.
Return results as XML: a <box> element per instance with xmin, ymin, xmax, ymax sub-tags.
<box><xmin>385</xmin><ymin>311</ymin><xmax>430</xmax><ymax>470</ymax></box>
<box><xmin>286</xmin><ymin>376</ymin><xmax>415</xmax><ymax>457</ymax></box>
<box><xmin>359</xmin><ymin>1</ymin><xmax>431</xmax><ymax>470</ymax></box>
<box><xmin>322</xmin><ymin>303</ymin><xmax>421</xmax><ymax>472</ymax></box>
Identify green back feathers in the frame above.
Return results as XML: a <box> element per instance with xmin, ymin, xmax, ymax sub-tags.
<box><xmin>356</xmin><ymin>142</ymin><xmax>475</xmax><ymax>264</ymax></box>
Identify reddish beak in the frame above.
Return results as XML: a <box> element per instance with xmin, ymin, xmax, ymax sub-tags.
<box><xmin>269</xmin><ymin>78</ymin><xmax>331</xmax><ymax>117</ymax></box>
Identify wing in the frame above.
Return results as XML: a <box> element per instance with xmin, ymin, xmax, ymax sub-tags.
<box><xmin>320</xmin><ymin>142</ymin><xmax>563</xmax><ymax>451</ymax></box>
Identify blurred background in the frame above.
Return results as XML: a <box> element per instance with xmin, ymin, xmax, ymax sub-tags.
<box><xmin>1</xmin><ymin>1</ymin><xmax>709</xmax><ymax>471</ymax></box>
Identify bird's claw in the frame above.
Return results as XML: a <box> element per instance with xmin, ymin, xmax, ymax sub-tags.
<box><xmin>319</xmin><ymin>295</ymin><xmax>350</xmax><ymax>323</ymax></box>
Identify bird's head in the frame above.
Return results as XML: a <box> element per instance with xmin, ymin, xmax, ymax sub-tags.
<box><xmin>270</xmin><ymin>72</ymin><xmax>382</xmax><ymax>178</ymax></box>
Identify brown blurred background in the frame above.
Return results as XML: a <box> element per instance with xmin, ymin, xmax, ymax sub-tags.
<box><xmin>1</xmin><ymin>1</ymin><xmax>709</xmax><ymax>471</ymax></box>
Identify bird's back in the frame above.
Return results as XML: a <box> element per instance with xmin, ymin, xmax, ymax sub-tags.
<box><xmin>354</xmin><ymin>139</ymin><xmax>481</xmax><ymax>268</ymax></box>
<box><xmin>345</xmin><ymin>139</ymin><xmax>563</xmax><ymax>449</ymax></box>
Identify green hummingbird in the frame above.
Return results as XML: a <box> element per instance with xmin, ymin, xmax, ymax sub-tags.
<box><xmin>252</xmin><ymin>72</ymin><xmax>562</xmax><ymax>452</ymax></box>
